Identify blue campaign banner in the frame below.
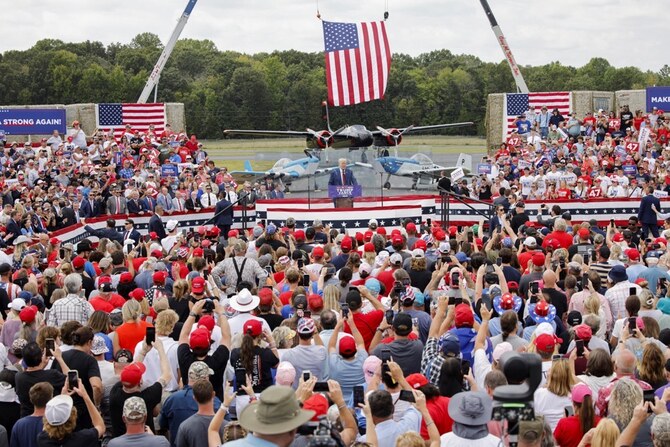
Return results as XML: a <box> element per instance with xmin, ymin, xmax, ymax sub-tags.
<box><xmin>0</xmin><ymin>108</ymin><xmax>66</xmax><ymax>135</ymax></box>
<box><xmin>646</xmin><ymin>86</ymin><xmax>670</xmax><ymax>112</ymax></box>
<box><xmin>161</xmin><ymin>164</ymin><xmax>179</xmax><ymax>177</ymax></box>
<box><xmin>623</xmin><ymin>165</ymin><xmax>638</xmax><ymax>176</ymax></box>
<box><xmin>477</xmin><ymin>163</ymin><xmax>492</xmax><ymax>175</ymax></box>
<box><xmin>328</xmin><ymin>185</ymin><xmax>362</xmax><ymax>199</ymax></box>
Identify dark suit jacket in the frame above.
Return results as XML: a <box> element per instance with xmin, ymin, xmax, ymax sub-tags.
<box><xmin>60</xmin><ymin>207</ymin><xmax>77</xmax><ymax>228</ymax></box>
<box><xmin>84</xmin><ymin>225</ymin><xmax>124</xmax><ymax>244</ymax></box>
<box><xmin>127</xmin><ymin>199</ymin><xmax>145</xmax><ymax>215</ymax></box>
<box><xmin>214</xmin><ymin>199</ymin><xmax>234</xmax><ymax>226</ymax></box>
<box><xmin>639</xmin><ymin>194</ymin><xmax>661</xmax><ymax>225</ymax></box>
<box><xmin>328</xmin><ymin>168</ymin><xmax>357</xmax><ymax>186</ymax></box>
<box><xmin>121</xmin><ymin>229</ymin><xmax>142</xmax><ymax>245</ymax></box>
<box><xmin>79</xmin><ymin>199</ymin><xmax>99</xmax><ymax>218</ymax></box>
<box><xmin>5</xmin><ymin>219</ymin><xmax>21</xmax><ymax>245</ymax></box>
<box><xmin>185</xmin><ymin>198</ymin><xmax>201</xmax><ymax>211</ymax></box>
<box><xmin>141</xmin><ymin>197</ymin><xmax>157</xmax><ymax>213</ymax></box>
<box><xmin>149</xmin><ymin>214</ymin><xmax>166</xmax><ymax>240</ymax></box>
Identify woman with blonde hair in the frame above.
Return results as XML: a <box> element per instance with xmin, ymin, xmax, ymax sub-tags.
<box><xmin>608</xmin><ymin>378</ymin><xmax>647</xmax><ymax>435</ymax></box>
<box><xmin>585</xmin><ymin>418</ymin><xmax>619</xmax><ymax>447</ymax></box>
<box><xmin>271</xmin><ymin>325</ymin><xmax>296</xmax><ymax>356</ymax></box>
<box><xmin>322</xmin><ymin>284</ymin><xmax>341</xmax><ymax>314</ymax></box>
<box><xmin>534</xmin><ymin>358</ymin><xmax>576</xmax><ymax>431</ymax></box>
<box><xmin>638</xmin><ymin>289</ymin><xmax>662</xmax><ymax>319</ymax></box>
<box><xmin>11</xmin><ymin>236</ymin><xmax>29</xmax><ymax>271</ymax></box>
<box><xmin>169</xmin><ymin>279</ymin><xmax>191</xmax><ymax>323</ymax></box>
<box><xmin>112</xmin><ymin>297</ymin><xmax>152</xmax><ymax>353</ymax></box>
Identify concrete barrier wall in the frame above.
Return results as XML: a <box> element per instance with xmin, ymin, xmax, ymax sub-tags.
<box><xmin>486</xmin><ymin>89</ymin><xmax>644</xmax><ymax>151</ymax></box>
<box><xmin>1</xmin><ymin>102</ymin><xmax>186</xmax><ymax>143</ymax></box>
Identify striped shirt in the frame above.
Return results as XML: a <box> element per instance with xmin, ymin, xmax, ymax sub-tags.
<box><xmin>590</xmin><ymin>262</ymin><xmax>612</xmax><ymax>285</ymax></box>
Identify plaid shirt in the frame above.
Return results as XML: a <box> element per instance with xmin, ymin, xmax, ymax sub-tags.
<box><xmin>421</xmin><ymin>337</ymin><xmax>445</xmax><ymax>385</ymax></box>
<box><xmin>605</xmin><ymin>281</ymin><xmax>642</xmax><ymax>321</ymax></box>
<box><xmin>47</xmin><ymin>294</ymin><xmax>94</xmax><ymax>328</ymax></box>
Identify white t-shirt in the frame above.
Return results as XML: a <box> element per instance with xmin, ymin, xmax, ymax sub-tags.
<box><xmin>133</xmin><ymin>335</ymin><xmax>180</xmax><ymax>392</ymax></box>
<box><xmin>440</xmin><ymin>432</ymin><xmax>501</xmax><ymax>447</ymax></box>
<box><xmin>533</xmin><ymin>388</ymin><xmax>572</xmax><ymax>431</ymax></box>
<box><xmin>228</xmin><ymin>313</ymin><xmax>271</xmax><ymax>339</ymax></box>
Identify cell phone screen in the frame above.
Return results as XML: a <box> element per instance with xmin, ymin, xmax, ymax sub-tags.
<box><xmin>341</xmin><ymin>304</ymin><xmax>349</xmax><ymax>318</ymax></box>
<box><xmin>45</xmin><ymin>338</ymin><xmax>55</xmax><ymax>357</ymax></box>
<box><xmin>313</xmin><ymin>382</ymin><xmax>330</xmax><ymax>392</ymax></box>
<box><xmin>629</xmin><ymin>287</ymin><xmax>637</xmax><ymax>296</ymax></box>
<box><xmin>398</xmin><ymin>390</ymin><xmax>415</xmax><ymax>402</ymax></box>
<box><xmin>381</xmin><ymin>349</ymin><xmax>391</xmax><ymax>363</ymax></box>
<box><xmin>68</xmin><ymin>370</ymin><xmax>79</xmax><ymax>391</ymax></box>
<box><xmin>628</xmin><ymin>317</ymin><xmax>637</xmax><ymax>332</ymax></box>
<box><xmin>302</xmin><ymin>274</ymin><xmax>310</xmax><ymax>287</ymax></box>
<box><xmin>385</xmin><ymin>309</ymin><xmax>394</xmax><ymax>325</ymax></box>
<box><xmin>496</xmin><ymin>257</ymin><xmax>502</xmax><ymax>266</ymax></box>
<box><xmin>461</xmin><ymin>360</ymin><xmax>471</xmax><ymax>376</ymax></box>
<box><xmin>235</xmin><ymin>368</ymin><xmax>248</xmax><ymax>395</ymax></box>
<box><xmin>145</xmin><ymin>327</ymin><xmax>155</xmax><ymax>345</ymax></box>
<box><xmin>303</xmin><ymin>371</ymin><xmax>311</xmax><ymax>382</ymax></box>
<box><xmin>582</xmin><ymin>273</ymin><xmax>589</xmax><ymax>287</ymax></box>
<box><xmin>576</xmin><ymin>339</ymin><xmax>584</xmax><ymax>357</ymax></box>
<box><xmin>530</xmin><ymin>281</ymin><xmax>540</xmax><ymax>295</ymax></box>
<box><xmin>353</xmin><ymin>385</ymin><xmax>365</xmax><ymax>407</ymax></box>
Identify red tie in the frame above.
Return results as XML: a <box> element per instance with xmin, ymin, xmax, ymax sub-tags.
<box><xmin>341</xmin><ymin>169</ymin><xmax>346</xmax><ymax>185</ymax></box>
<box><xmin>178</xmin><ymin>200</ymin><xmax>183</xmax><ymax>212</ymax></box>
<box><xmin>116</xmin><ymin>197</ymin><xmax>121</xmax><ymax>213</ymax></box>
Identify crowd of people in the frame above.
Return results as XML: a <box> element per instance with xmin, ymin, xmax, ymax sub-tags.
<box><xmin>0</xmin><ymin>117</ymin><xmax>669</xmax><ymax>447</ymax></box>
<box><xmin>460</xmin><ymin>106</ymin><xmax>670</xmax><ymax>202</ymax></box>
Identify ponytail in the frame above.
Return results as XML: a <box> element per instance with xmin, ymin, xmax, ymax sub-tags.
<box><xmin>240</xmin><ymin>333</ymin><xmax>256</xmax><ymax>373</ymax></box>
<box><xmin>577</xmin><ymin>395</ymin><xmax>595</xmax><ymax>434</ymax></box>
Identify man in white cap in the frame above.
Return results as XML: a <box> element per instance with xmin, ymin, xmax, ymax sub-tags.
<box><xmin>39</xmin><ymin>386</ymin><xmax>104</xmax><ymax>445</ymax></box>
<box><xmin>161</xmin><ymin>220</ymin><xmax>180</xmax><ymax>253</ymax></box>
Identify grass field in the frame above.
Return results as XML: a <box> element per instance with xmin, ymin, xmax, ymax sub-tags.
<box><xmin>204</xmin><ymin>135</ymin><xmax>486</xmax><ymax>172</ymax></box>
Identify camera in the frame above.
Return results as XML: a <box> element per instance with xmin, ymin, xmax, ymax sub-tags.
<box><xmin>298</xmin><ymin>417</ymin><xmax>341</xmax><ymax>447</ymax></box>
<box><xmin>492</xmin><ymin>353</ymin><xmax>542</xmax><ymax>447</ymax></box>
<box><xmin>203</xmin><ymin>299</ymin><xmax>215</xmax><ymax>313</ymax></box>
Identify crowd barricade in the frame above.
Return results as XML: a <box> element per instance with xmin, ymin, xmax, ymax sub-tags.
<box><xmin>41</xmin><ymin>195</ymin><xmax>670</xmax><ymax>245</ymax></box>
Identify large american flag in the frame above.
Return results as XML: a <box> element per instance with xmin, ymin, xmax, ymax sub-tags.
<box><xmin>96</xmin><ymin>103</ymin><xmax>166</xmax><ymax>139</ymax></box>
<box><xmin>322</xmin><ymin>21</ymin><xmax>391</xmax><ymax>107</ymax></box>
<box><xmin>503</xmin><ymin>92</ymin><xmax>571</xmax><ymax>140</ymax></box>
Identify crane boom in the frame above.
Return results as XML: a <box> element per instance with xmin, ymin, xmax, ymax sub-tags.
<box><xmin>479</xmin><ymin>0</ymin><xmax>529</xmax><ymax>93</ymax></box>
<box><xmin>138</xmin><ymin>0</ymin><xmax>198</xmax><ymax>103</ymax></box>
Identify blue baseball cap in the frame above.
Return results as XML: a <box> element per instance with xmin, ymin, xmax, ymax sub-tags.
<box><xmin>365</xmin><ymin>278</ymin><xmax>381</xmax><ymax>296</ymax></box>
<box><xmin>438</xmin><ymin>333</ymin><xmax>461</xmax><ymax>357</ymax></box>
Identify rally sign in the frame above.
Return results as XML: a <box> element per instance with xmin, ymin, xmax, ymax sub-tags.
<box><xmin>451</xmin><ymin>167</ymin><xmax>465</xmax><ymax>182</ymax></box>
<box><xmin>623</xmin><ymin>165</ymin><xmax>638</xmax><ymax>176</ymax></box>
<box><xmin>477</xmin><ymin>163</ymin><xmax>492</xmax><ymax>175</ymax></box>
<box><xmin>0</xmin><ymin>108</ymin><xmax>66</xmax><ymax>135</ymax></box>
<box><xmin>161</xmin><ymin>164</ymin><xmax>179</xmax><ymax>177</ymax></box>
<box><xmin>638</xmin><ymin>127</ymin><xmax>650</xmax><ymax>146</ymax></box>
<box><xmin>609</xmin><ymin>119</ymin><xmax>621</xmax><ymax>129</ymax></box>
<box><xmin>625</xmin><ymin>142</ymin><xmax>640</xmax><ymax>153</ymax></box>
<box><xmin>653</xmin><ymin>190</ymin><xmax>669</xmax><ymax>199</ymax></box>
<box><xmin>646</xmin><ymin>86</ymin><xmax>670</xmax><ymax>112</ymax></box>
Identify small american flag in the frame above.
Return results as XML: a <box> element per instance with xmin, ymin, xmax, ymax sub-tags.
<box><xmin>96</xmin><ymin>103</ymin><xmax>166</xmax><ymax>139</ymax></box>
<box><xmin>322</xmin><ymin>21</ymin><xmax>391</xmax><ymax>107</ymax></box>
<box><xmin>503</xmin><ymin>92</ymin><xmax>571</xmax><ymax>140</ymax></box>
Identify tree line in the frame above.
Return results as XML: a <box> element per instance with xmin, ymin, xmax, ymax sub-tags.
<box><xmin>1</xmin><ymin>33</ymin><xmax>669</xmax><ymax>138</ymax></box>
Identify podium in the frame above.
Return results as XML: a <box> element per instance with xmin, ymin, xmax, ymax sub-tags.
<box><xmin>329</xmin><ymin>185</ymin><xmax>362</xmax><ymax>209</ymax></box>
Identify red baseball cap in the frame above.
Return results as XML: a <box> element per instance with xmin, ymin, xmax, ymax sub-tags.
<box><xmin>191</xmin><ymin>277</ymin><xmax>206</xmax><ymax>294</ymax></box>
<box><xmin>363</xmin><ymin>242</ymin><xmax>375</xmax><ymax>253</ymax></box>
<box><xmin>340</xmin><ymin>237</ymin><xmax>352</xmax><ymax>250</ymax></box>
<box><xmin>294</xmin><ymin>230</ymin><xmax>305</xmax><ymax>240</ymax></box>
<box><xmin>338</xmin><ymin>336</ymin><xmax>357</xmax><ymax>356</ymax></box>
<box><xmin>448</xmin><ymin>226</ymin><xmax>458</xmax><ymax>237</ymax></box>
<box><xmin>129</xmin><ymin>288</ymin><xmax>145</xmax><ymax>301</ymax></box>
<box><xmin>406</xmin><ymin>222</ymin><xmax>416</xmax><ymax>232</ymax></box>
<box><xmin>391</xmin><ymin>235</ymin><xmax>403</xmax><ymax>245</ymax></box>
<box><xmin>120</xmin><ymin>272</ymin><xmax>134</xmax><ymax>284</ymax></box>
<box><xmin>376</xmin><ymin>227</ymin><xmax>387</xmax><ymax>236</ymax></box>
<box><xmin>414</xmin><ymin>239</ymin><xmax>427</xmax><ymax>251</ymax></box>
<box><xmin>434</xmin><ymin>230</ymin><xmax>446</xmax><ymax>241</ymax></box>
<box><xmin>534</xmin><ymin>333</ymin><xmax>561</xmax><ymax>354</ymax></box>
<box><xmin>72</xmin><ymin>256</ymin><xmax>86</xmax><ymax>270</ymax></box>
<box><xmin>406</xmin><ymin>373</ymin><xmax>429</xmax><ymax>389</ymax></box>
<box><xmin>98</xmin><ymin>275</ymin><xmax>112</xmax><ymax>285</ymax></box>
<box><xmin>626</xmin><ymin>248</ymin><xmax>640</xmax><ymax>262</ymax></box>
<box><xmin>312</xmin><ymin>246</ymin><xmax>324</xmax><ymax>258</ymax></box>
<box><xmin>192</xmin><ymin>248</ymin><xmax>204</xmax><ymax>257</ymax></box>
<box><xmin>455</xmin><ymin>303</ymin><xmax>474</xmax><ymax>327</ymax></box>
<box><xmin>197</xmin><ymin>315</ymin><xmax>216</xmax><ymax>333</ymax></box>
<box><xmin>151</xmin><ymin>249</ymin><xmax>163</xmax><ymax>258</ymax></box>
<box><xmin>613</xmin><ymin>233</ymin><xmax>624</xmax><ymax>242</ymax></box>
<box><xmin>120</xmin><ymin>362</ymin><xmax>146</xmax><ymax>386</ymax></box>
<box><xmin>49</xmin><ymin>237</ymin><xmax>61</xmax><ymax>245</ymax></box>
<box><xmin>258</xmin><ymin>288</ymin><xmax>274</xmax><ymax>306</ymax></box>
<box><xmin>364</xmin><ymin>231</ymin><xmax>373</xmax><ymax>242</ymax></box>
<box><xmin>308</xmin><ymin>294</ymin><xmax>323</xmax><ymax>312</ymax></box>
<box><xmin>227</xmin><ymin>229</ymin><xmax>239</xmax><ymax>238</ymax></box>
<box><xmin>201</xmin><ymin>240</ymin><xmax>212</xmax><ymax>248</ymax></box>
<box><xmin>303</xmin><ymin>394</ymin><xmax>329</xmax><ymax>421</ymax></box>
<box><xmin>153</xmin><ymin>271</ymin><xmax>168</xmax><ymax>284</ymax></box>
<box><xmin>532</xmin><ymin>252</ymin><xmax>546</xmax><ymax>267</ymax></box>
<box><xmin>578</xmin><ymin>228</ymin><xmax>590</xmax><ymax>239</ymax></box>
<box><xmin>150</xmin><ymin>231</ymin><xmax>159</xmax><ymax>239</ymax></box>
<box><xmin>189</xmin><ymin>327</ymin><xmax>211</xmax><ymax>349</ymax></box>
<box><xmin>243</xmin><ymin>319</ymin><xmax>263</xmax><ymax>337</ymax></box>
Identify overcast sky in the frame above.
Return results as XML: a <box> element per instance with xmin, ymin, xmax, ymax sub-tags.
<box><xmin>7</xmin><ymin>0</ymin><xmax>664</xmax><ymax>71</ymax></box>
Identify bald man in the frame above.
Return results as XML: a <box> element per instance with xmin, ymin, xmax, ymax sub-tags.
<box><xmin>596</xmin><ymin>349</ymin><xmax>652</xmax><ymax>416</ymax></box>
<box><xmin>541</xmin><ymin>270</ymin><xmax>567</xmax><ymax>321</ymax></box>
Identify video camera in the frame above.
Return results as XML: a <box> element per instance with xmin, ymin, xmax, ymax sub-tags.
<box><xmin>298</xmin><ymin>417</ymin><xmax>344</xmax><ymax>447</ymax></box>
<box><xmin>492</xmin><ymin>352</ymin><xmax>542</xmax><ymax>447</ymax></box>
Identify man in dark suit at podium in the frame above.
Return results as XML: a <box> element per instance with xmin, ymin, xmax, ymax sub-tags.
<box><xmin>328</xmin><ymin>158</ymin><xmax>357</xmax><ymax>187</ymax></box>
